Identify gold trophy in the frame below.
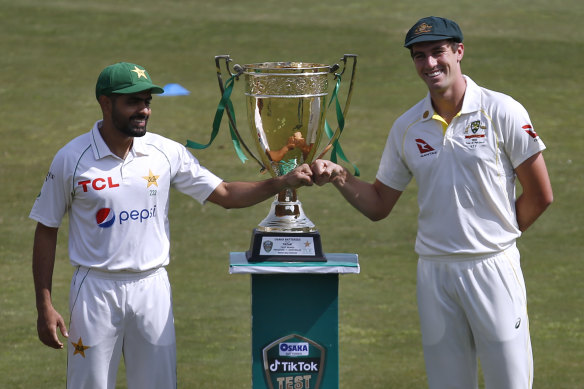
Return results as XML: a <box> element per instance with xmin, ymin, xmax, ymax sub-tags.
<box><xmin>209</xmin><ymin>54</ymin><xmax>357</xmax><ymax>262</ymax></box>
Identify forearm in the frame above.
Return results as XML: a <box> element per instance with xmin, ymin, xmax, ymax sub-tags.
<box><xmin>515</xmin><ymin>192</ymin><xmax>552</xmax><ymax>232</ymax></box>
<box><xmin>333</xmin><ymin>174</ymin><xmax>398</xmax><ymax>221</ymax></box>
<box><xmin>311</xmin><ymin>159</ymin><xmax>402</xmax><ymax>221</ymax></box>
<box><xmin>32</xmin><ymin>223</ymin><xmax>68</xmax><ymax>348</ymax></box>
<box><xmin>207</xmin><ymin>164</ymin><xmax>313</xmax><ymax>209</ymax></box>
<box><xmin>219</xmin><ymin>178</ymin><xmax>289</xmax><ymax>209</ymax></box>
<box><xmin>32</xmin><ymin>223</ymin><xmax>59</xmax><ymax>310</ymax></box>
<box><xmin>514</xmin><ymin>152</ymin><xmax>553</xmax><ymax>232</ymax></box>
<box><xmin>332</xmin><ymin>174</ymin><xmax>379</xmax><ymax>220</ymax></box>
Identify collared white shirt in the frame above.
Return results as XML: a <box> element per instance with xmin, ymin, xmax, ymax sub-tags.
<box><xmin>377</xmin><ymin>76</ymin><xmax>545</xmax><ymax>257</ymax></box>
<box><xmin>30</xmin><ymin>121</ymin><xmax>223</xmax><ymax>271</ymax></box>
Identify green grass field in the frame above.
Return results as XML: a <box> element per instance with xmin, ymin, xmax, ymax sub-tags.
<box><xmin>1</xmin><ymin>0</ymin><xmax>583</xmax><ymax>387</ymax></box>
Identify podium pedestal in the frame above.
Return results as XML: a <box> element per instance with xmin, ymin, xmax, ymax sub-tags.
<box><xmin>230</xmin><ymin>252</ymin><xmax>359</xmax><ymax>389</ymax></box>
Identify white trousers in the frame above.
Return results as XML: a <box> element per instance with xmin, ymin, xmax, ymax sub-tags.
<box><xmin>417</xmin><ymin>245</ymin><xmax>533</xmax><ymax>389</ymax></box>
<box><xmin>67</xmin><ymin>267</ymin><xmax>177</xmax><ymax>389</ymax></box>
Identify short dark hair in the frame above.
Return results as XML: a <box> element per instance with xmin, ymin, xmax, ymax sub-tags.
<box><xmin>409</xmin><ymin>39</ymin><xmax>460</xmax><ymax>58</ymax></box>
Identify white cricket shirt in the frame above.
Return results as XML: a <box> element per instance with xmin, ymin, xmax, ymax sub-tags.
<box><xmin>30</xmin><ymin>121</ymin><xmax>223</xmax><ymax>271</ymax></box>
<box><xmin>377</xmin><ymin>76</ymin><xmax>545</xmax><ymax>257</ymax></box>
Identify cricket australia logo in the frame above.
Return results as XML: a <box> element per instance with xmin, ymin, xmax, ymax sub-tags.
<box><xmin>263</xmin><ymin>334</ymin><xmax>326</xmax><ymax>389</ymax></box>
<box><xmin>464</xmin><ymin>120</ymin><xmax>487</xmax><ymax>148</ymax></box>
<box><xmin>470</xmin><ymin>120</ymin><xmax>481</xmax><ymax>133</ymax></box>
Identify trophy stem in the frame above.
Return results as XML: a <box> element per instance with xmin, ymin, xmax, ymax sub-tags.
<box><xmin>257</xmin><ymin>189</ymin><xmax>317</xmax><ymax>233</ymax></box>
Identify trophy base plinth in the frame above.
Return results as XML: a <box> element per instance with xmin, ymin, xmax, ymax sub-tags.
<box><xmin>246</xmin><ymin>229</ymin><xmax>326</xmax><ymax>262</ymax></box>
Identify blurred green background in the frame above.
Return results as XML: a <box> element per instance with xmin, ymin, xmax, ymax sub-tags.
<box><xmin>1</xmin><ymin>0</ymin><xmax>582</xmax><ymax>387</ymax></box>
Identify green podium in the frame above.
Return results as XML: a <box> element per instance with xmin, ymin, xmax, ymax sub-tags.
<box><xmin>229</xmin><ymin>253</ymin><xmax>359</xmax><ymax>389</ymax></box>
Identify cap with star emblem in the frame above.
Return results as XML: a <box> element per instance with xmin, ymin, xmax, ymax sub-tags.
<box><xmin>95</xmin><ymin>62</ymin><xmax>164</xmax><ymax>100</ymax></box>
<box><xmin>404</xmin><ymin>16</ymin><xmax>463</xmax><ymax>48</ymax></box>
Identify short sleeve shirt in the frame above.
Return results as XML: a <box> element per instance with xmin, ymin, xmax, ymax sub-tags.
<box><xmin>376</xmin><ymin>76</ymin><xmax>546</xmax><ymax>257</ymax></box>
<box><xmin>29</xmin><ymin>121</ymin><xmax>223</xmax><ymax>271</ymax></box>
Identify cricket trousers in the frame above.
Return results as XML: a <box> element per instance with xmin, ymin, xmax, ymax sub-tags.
<box><xmin>67</xmin><ymin>266</ymin><xmax>177</xmax><ymax>389</ymax></box>
<box><xmin>417</xmin><ymin>244</ymin><xmax>533</xmax><ymax>389</ymax></box>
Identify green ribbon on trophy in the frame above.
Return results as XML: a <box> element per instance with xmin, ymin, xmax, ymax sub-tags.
<box><xmin>324</xmin><ymin>74</ymin><xmax>360</xmax><ymax>177</ymax></box>
<box><xmin>186</xmin><ymin>74</ymin><xmax>248</xmax><ymax>164</ymax></box>
<box><xmin>186</xmin><ymin>55</ymin><xmax>359</xmax><ymax>177</ymax></box>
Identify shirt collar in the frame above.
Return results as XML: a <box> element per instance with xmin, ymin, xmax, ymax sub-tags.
<box><xmin>90</xmin><ymin>120</ymin><xmax>150</xmax><ymax>160</ymax></box>
<box><xmin>419</xmin><ymin>75</ymin><xmax>481</xmax><ymax>122</ymax></box>
<box><xmin>90</xmin><ymin>121</ymin><xmax>113</xmax><ymax>160</ymax></box>
<box><xmin>459</xmin><ymin>75</ymin><xmax>481</xmax><ymax>115</ymax></box>
<box><xmin>131</xmin><ymin>134</ymin><xmax>149</xmax><ymax>156</ymax></box>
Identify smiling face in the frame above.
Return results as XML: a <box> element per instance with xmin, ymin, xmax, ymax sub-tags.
<box><xmin>108</xmin><ymin>91</ymin><xmax>153</xmax><ymax>138</ymax></box>
<box><xmin>411</xmin><ymin>40</ymin><xmax>464</xmax><ymax>96</ymax></box>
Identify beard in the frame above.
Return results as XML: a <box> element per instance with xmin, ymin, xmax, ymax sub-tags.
<box><xmin>111</xmin><ymin>105</ymin><xmax>149</xmax><ymax>138</ymax></box>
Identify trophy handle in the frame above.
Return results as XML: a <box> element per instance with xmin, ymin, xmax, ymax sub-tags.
<box><xmin>214</xmin><ymin>55</ymin><xmax>267</xmax><ymax>172</ymax></box>
<box><xmin>315</xmin><ymin>54</ymin><xmax>358</xmax><ymax>160</ymax></box>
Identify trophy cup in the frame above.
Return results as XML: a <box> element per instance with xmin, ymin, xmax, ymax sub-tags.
<box><xmin>207</xmin><ymin>54</ymin><xmax>357</xmax><ymax>262</ymax></box>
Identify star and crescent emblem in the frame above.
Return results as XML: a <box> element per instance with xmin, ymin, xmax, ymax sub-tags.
<box><xmin>72</xmin><ymin>337</ymin><xmax>90</xmax><ymax>358</ymax></box>
<box><xmin>131</xmin><ymin>66</ymin><xmax>147</xmax><ymax>79</ymax></box>
<box><xmin>142</xmin><ymin>169</ymin><xmax>160</xmax><ymax>188</ymax></box>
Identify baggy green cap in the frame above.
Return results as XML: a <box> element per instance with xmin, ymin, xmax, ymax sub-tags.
<box><xmin>95</xmin><ymin>62</ymin><xmax>164</xmax><ymax>100</ymax></box>
<box><xmin>404</xmin><ymin>16</ymin><xmax>463</xmax><ymax>48</ymax></box>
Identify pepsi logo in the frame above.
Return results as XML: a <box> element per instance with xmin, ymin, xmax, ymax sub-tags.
<box><xmin>96</xmin><ymin>208</ymin><xmax>116</xmax><ymax>228</ymax></box>
<box><xmin>95</xmin><ymin>206</ymin><xmax>157</xmax><ymax>228</ymax></box>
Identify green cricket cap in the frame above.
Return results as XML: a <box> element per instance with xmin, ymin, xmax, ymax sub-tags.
<box><xmin>404</xmin><ymin>16</ymin><xmax>463</xmax><ymax>48</ymax></box>
<box><xmin>95</xmin><ymin>62</ymin><xmax>164</xmax><ymax>100</ymax></box>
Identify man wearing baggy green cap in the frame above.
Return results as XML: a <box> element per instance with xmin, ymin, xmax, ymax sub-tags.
<box><xmin>311</xmin><ymin>17</ymin><xmax>553</xmax><ymax>388</ymax></box>
<box><xmin>30</xmin><ymin>62</ymin><xmax>313</xmax><ymax>389</ymax></box>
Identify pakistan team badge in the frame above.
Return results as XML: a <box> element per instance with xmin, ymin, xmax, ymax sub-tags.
<box><xmin>263</xmin><ymin>334</ymin><xmax>326</xmax><ymax>389</ymax></box>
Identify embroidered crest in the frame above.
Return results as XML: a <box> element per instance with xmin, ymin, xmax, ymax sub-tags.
<box><xmin>415</xmin><ymin>23</ymin><xmax>432</xmax><ymax>35</ymax></box>
<box><xmin>72</xmin><ymin>337</ymin><xmax>91</xmax><ymax>358</ymax></box>
<box><xmin>464</xmin><ymin>120</ymin><xmax>487</xmax><ymax>148</ymax></box>
<box><xmin>470</xmin><ymin>120</ymin><xmax>481</xmax><ymax>134</ymax></box>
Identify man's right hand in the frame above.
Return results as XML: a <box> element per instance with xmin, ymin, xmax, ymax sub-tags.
<box><xmin>311</xmin><ymin>159</ymin><xmax>347</xmax><ymax>186</ymax></box>
<box><xmin>37</xmin><ymin>305</ymin><xmax>68</xmax><ymax>349</ymax></box>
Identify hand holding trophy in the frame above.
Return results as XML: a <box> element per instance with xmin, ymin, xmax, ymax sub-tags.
<box><xmin>189</xmin><ymin>55</ymin><xmax>357</xmax><ymax>262</ymax></box>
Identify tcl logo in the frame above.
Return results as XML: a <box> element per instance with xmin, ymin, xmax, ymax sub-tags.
<box><xmin>78</xmin><ymin>177</ymin><xmax>120</xmax><ymax>192</ymax></box>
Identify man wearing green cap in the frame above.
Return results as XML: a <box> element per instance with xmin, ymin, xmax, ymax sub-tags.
<box><xmin>311</xmin><ymin>17</ymin><xmax>553</xmax><ymax>388</ymax></box>
<box><xmin>30</xmin><ymin>62</ymin><xmax>313</xmax><ymax>389</ymax></box>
